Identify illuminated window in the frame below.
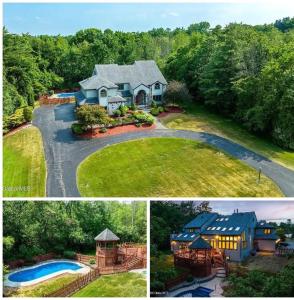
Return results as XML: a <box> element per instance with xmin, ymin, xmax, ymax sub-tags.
<box><xmin>218</xmin><ymin>236</ymin><xmax>238</xmax><ymax>250</ymax></box>
<box><xmin>241</xmin><ymin>231</ymin><xmax>247</xmax><ymax>249</ymax></box>
<box><xmin>210</xmin><ymin>239</ymin><xmax>217</xmax><ymax>248</ymax></box>
<box><xmin>264</xmin><ymin>229</ymin><xmax>271</xmax><ymax>234</ymax></box>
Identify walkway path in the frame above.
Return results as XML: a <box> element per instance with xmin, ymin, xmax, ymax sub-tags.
<box><xmin>33</xmin><ymin>104</ymin><xmax>294</xmax><ymax>197</ymax></box>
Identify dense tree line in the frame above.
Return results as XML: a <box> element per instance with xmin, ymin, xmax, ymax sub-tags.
<box><xmin>3</xmin><ymin>17</ymin><xmax>294</xmax><ymax>148</ymax></box>
<box><xmin>150</xmin><ymin>201</ymin><xmax>212</xmax><ymax>254</ymax></box>
<box><xmin>3</xmin><ymin>201</ymin><xmax>146</xmax><ymax>261</ymax></box>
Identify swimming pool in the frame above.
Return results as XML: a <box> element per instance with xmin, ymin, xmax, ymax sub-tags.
<box><xmin>175</xmin><ymin>286</ymin><xmax>213</xmax><ymax>297</ymax></box>
<box><xmin>5</xmin><ymin>260</ymin><xmax>89</xmax><ymax>287</ymax></box>
<box><xmin>56</xmin><ymin>92</ymin><xmax>76</xmax><ymax>98</ymax></box>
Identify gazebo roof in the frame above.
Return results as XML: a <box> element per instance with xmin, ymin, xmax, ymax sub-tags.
<box><xmin>189</xmin><ymin>237</ymin><xmax>212</xmax><ymax>250</ymax></box>
<box><xmin>94</xmin><ymin>228</ymin><xmax>120</xmax><ymax>242</ymax></box>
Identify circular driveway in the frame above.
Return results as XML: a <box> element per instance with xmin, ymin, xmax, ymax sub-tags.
<box><xmin>33</xmin><ymin>104</ymin><xmax>294</xmax><ymax>197</ymax></box>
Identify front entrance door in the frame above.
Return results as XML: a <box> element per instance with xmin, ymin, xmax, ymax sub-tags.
<box><xmin>135</xmin><ymin>90</ymin><xmax>147</xmax><ymax>106</ymax></box>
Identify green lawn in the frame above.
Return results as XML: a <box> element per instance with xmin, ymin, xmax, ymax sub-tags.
<box><xmin>4</xmin><ymin>274</ymin><xmax>78</xmax><ymax>297</ymax></box>
<box><xmin>72</xmin><ymin>272</ymin><xmax>146</xmax><ymax>297</ymax></box>
<box><xmin>3</xmin><ymin>126</ymin><xmax>46</xmax><ymax>197</ymax></box>
<box><xmin>151</xmin><ymin>253</ymin><xmax>184</xmax><ymax>275</ymax></box>
<box><xmin>161</xmin><ymin>104</ymin><xmax>294</xmax><ymax>170</ymax></box>
<box><xmin>77</xmin><ymin>137</ymin><xmax>283</xmax><ymax>197</ymax></box>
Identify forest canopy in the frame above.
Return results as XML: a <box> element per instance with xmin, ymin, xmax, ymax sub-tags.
<box><xmin>3</xmin><ymin>201</ymin><xmax>146</xmax><ymax>261</ymax></box>
<box><xmin>3</xmin><ymin>17</ymin><xmax>294</xmax><ymax>148</ymax></box>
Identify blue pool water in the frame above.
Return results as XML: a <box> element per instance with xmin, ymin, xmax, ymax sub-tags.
<box><xmin>56</xmin><ymin>92</ymin><xmax>76</xmax><ymax>98</ymax></box>
<box><xmin>175</xmin><ymin>286</ymin><xmax>213</xmax><ymax>297</ymax></box>
<box><xmin>8</xmin><ymin>262</ymin><xmax>81</xmax><ymax>282</ymax></box>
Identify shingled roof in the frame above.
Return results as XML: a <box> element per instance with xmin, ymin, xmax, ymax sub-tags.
<box><xmin>79</xmin><ymin>60</ymin><xmax>167</xmax><ymax>90</ymax></box>
<box><xmin>94</xmin><ymin>228</ymin><xmax>120</xmax><ymax>242</ymax></box>
<box><xmin>256</xmin><ymin>221</ymin><xmax>275</xmax><ymax>229</ymax></box>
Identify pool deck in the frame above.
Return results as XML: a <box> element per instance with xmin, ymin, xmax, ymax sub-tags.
<box><xmin>4</xmin><ymin>259</ymin><xmax>90</xmax><ymax>288</ymax></box>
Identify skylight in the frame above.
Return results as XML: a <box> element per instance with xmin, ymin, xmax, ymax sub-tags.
<box><xmin>220</xmin><ymin>218</ymin><xmax>224</xmax><ymax>221</ymax></box>
<box><xmin>184</xmin><ymin>234</ymin><xmax>188</xmax><ymax>237</ymax></box>
<box><xmin>260</xmin><ymin>223</ymin><xmax>264</xmax><ymax>225</ymax></box>
<box><xmin>216</xmin><ymin>218</ymin><xmax>220</xmax><ymax>221</ymax></box>
<box><xmin>235</xmin><ymin>227</ymin><xmax>240</xmax><ymax>231</ymax></box>
<box><xmin>191</xmin><ymin>234</ymin><xmax>195</xmax><ymax>238</ymax></box>
<box><xmin>212</xmin><ymin>227</ymin><xmax>216</xmax><ymax>230</ymax></box>
<box><xmin>207</xmin><ymin>227</ymin><xmax>211</xmax><ymax>230</ymax></box>
<box><xmin>217</xmin><ymin>227</ymin><xmax>221</xmax><ymax>230</ymax></box>
<box><xmin>221</xmin><ymin>227</ymin><xmax>227</xmax><ymax>231</ymax></box>
<box><xmin>178</xmin><ymin>234</ymin><xmax>182</xmax><ymax>237</ymax></box>
<box><xmin>225</xmin><ymin>218</ymin><xmax>229</xmax><ymax>221</ymax></box>
<box><xmin>229</xmin><ymin>227</ymin><xmax>233</xmax><ymax>231</ymax></box>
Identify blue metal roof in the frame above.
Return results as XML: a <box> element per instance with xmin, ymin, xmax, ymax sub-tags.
<box><xmin>189</xmin><ymin>237</ymin><xmax>212</xmax><ymax>250</ymax></box>
<box><xmin>171</xmin><ymin>232</ymin><xmax>199</xmax><ymax>242</ymax></box>
<box><xmin>255</xmin><ymin>232</ymin><xmax>278</xmax><ymax>240</ymax></box>
<box><xmin>201</xmin><ymin>212</ymin><xmax>256</xmax><ymax>236</ymax></box>
<box><xmin>256</xmin><ymin>221</ymin><xmax>275</xmax><ymax>229</ymax></box>
<box><xmin>184</xmin><ymin>213</ymin><xmax>218</xmax><ymax>229</ymax></box>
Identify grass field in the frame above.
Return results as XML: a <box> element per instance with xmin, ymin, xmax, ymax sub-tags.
<box><xmin>161</xmin><ymin>104</ymin><xmax>294</xmax><ymax>170</ymax></box>
<box><xmin>77</xmin><ymin>137</ymin><xmax>283</xmax><ymax>197</ymax></box>
<box><xmin>3</xmin><ymin>126</ymin><xmax>46</xmax><ymax>197</ymax></box>
<box><xmin>4</xmin><ymin>274</ymin><xmax>78</xmax><ymax>297</ymax></box>
<box><xmin>72</xmin><ymin>272</ymin><xmax>146</xmax><ymax>297</ymax></box>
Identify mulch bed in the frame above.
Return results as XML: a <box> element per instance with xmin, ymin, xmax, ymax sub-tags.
<box><xmin>80</xmin><ymin>123</ymin><xmax>156</xmax><ymax>139</ymax></box>
<box><xmin>4</xmin><ymin>122</ymin><xmax>31</xmax><ymax>137</ymax></box>
<box><xmin>158</xmin><ymin>106</ymin><xmax>184</xmax><ymax>118</ymax></box>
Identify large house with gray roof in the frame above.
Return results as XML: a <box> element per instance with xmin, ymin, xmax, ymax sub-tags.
<box><xmin>77</xmin><ymin>60</ymin><xmax>167</xmax><ymax>114</ymax></box>
<box><xmin>171</xmin><ymin>211</ymin><xmax>278</xmax><ymax>263</ymax></box>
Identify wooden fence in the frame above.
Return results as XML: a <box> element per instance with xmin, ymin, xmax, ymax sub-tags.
<box><xmin>39</xmin><ymin>95</ymin><xmax>74</xmax><ymax>105</ymax></box>
<box><xmin>45</xmin><ymin>269</ymin><xmax>100</xmax><ymax>297</ymax></box>
<box><xmin>33</xmin><ymin>253</ymin><xmax>55</xmax><ymax>263</ymax></box>
<box><xmin>165</xmin><ymin>271</ymin><xmax>190</xmax><ymax>290</ymax></box>
<box><xmin>76</xmin><ymin>253</ymin><xmax>96</xmax><ymax>265</ymax></box>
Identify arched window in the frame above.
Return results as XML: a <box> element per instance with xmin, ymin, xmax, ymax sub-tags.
<box><xmin>100</xmin><ymin>89</ymin><xmax>107</xmax><ymax>97</ymax></box>
<box><xmin>155</xmin><ymin>83</ymin><xmax>160</xmax><ymax>90</ymax></box>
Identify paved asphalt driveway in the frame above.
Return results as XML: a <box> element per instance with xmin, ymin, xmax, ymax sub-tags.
<box><xmin>33</xmin><ymin>103</ymin><xmax>294</xmax><ymax>197</ymax></box>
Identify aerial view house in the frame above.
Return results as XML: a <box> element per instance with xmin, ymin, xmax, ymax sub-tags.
<box><xmin>77</xmin><ymin>60</ymin><xmax>167</xmax><ymax>114</ymax></box>
<box><xmin>170</xmin><ymin>211</ymin><xmax>278</xmax><ymax>277</ymax></box>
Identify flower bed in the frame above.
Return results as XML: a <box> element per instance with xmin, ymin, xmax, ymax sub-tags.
<box><xmin>158</xmin><ymin>105</ymin><xmax>184</xmax><ymax>118</ymax></box>
<box><xmin>79</xmin><ymin>123</ymin><xmax>155</xmax><ymax>139</ymax></box>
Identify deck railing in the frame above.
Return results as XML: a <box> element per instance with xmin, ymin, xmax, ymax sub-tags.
<box><xmin>276</xmin><ymin>248</ymin><xmax>294</xmax><ymax>256</ymax></box>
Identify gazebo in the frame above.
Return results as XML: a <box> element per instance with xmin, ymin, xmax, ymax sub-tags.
<box><xmin>174</xmin><ymin>237</ymin><xmax>213</xmax><ymax>277</ymax></box>
<box><xmin>94</xmin><ymin>228</ymin><xmax>120</xmax><ymax>268</ymax></box>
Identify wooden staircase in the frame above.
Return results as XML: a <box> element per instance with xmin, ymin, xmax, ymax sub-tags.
<box><xmin>124</xmin><ymin>255</ymin><xmax>143</xmax><ymax>270</ymax></box>
<box><xmin>213</xmin><ymin>253</ymin><xmax>228</xmax><ymax>278</ymax></box>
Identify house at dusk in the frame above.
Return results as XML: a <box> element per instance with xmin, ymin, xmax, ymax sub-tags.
<box><xmin>170</xmin><ymin>210</ymin><xmax>279</xmax><ymax>277</ymax></box>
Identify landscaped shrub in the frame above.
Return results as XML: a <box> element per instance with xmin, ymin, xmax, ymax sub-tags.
<box><xmin>129</xmin><ymin>103</ymin><xmax>137</xmax><ymax>111</ymax></box>
<box><xmin>119</xmin><ymin>105</ymin><xmax>129</xmax><ymax>116</ymax></box>
<box><xmin>63</xmin><ymin>250</ymin><xmax>76</xmax><ymax>259</ymax></box>
<box><xmin>76</xmin><ymin>105</ymin><xmax>111</xmax><ymax>130</ymax></box>
<box><xmin>71</xmin><ymin>123</ymin><xmax>85</xmax><ymax>134</ymax></box>
<box><xmin>99</xmin><ymin>127</ymin><xmax>107</xmax><ymax>133</ymax></box>
<box><xmin>122</xmin><ymin>116</ymin><xmax>135</xmax><ymax>124</ymax></box>
<box><xmin>89</xmin><ymin>259</ymin><xmax>96</xmax><ymax>265</ymax></box>
<box><xmin>18</xmin><ymin>244</ymin><xmax>45</xmax><ymax>261</ymax></box>
<box><xmin>111</xmin><ymin>118</ymin><xmax>122</xmax><ymax>126</ymax></box>
<box><xmin>48</xmin><ymin>90</ymin><xmax>54</xmax><ymax>96</ymax></box>
<box><xmin>150</xmin><ymin>107</ymin><xmax>160</xmax><ymax>116</ymax></box>
<box><xmin>151</xmin><ymin>100</ymin><xmax>157</xmax><ymax>108</ymax></box>
<box><xmin>150</xmin><ymin>280</ymin><xmax>165</xmax><ymax>292</ymax></box>
<box><xmin>23</xmin><ymin>106</ymin><xmax>33</xmax><ymax>122</ymax></box>
<box><xmin>113</xmin><ymin>109</ymin><xmax>122</xmax><ymax>117</ymax></box>
<box><xmin>135</xmin><ymin>123</ymin><xmax>142</xmax><ymax>127</ymax></box>
<box><xmin>134</xmin><ymin>112</ymin><xmax>155</xmax><ymax>125</ymax></box>
<box><xmin>186</xmin><ymin>275</ymin><xmax>194</xmax><ymax>282</ymax></box>
<box><xmin>158</xmin><ymin>106</ymin><xmax>164</xmax><ymax>113</ymax></box>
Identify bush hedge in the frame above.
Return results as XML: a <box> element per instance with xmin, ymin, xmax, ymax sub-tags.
<box><xmin>71</xmin><ymin>123</ymin><xmax>85</xmax><ymax>134</ymax></box>
<box><xmin>63</xmin><ymin>250</ymin><xmax>76</xmax><ymax>259</ymax></box>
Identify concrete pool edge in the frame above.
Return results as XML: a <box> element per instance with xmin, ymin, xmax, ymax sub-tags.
<box><xmin>4</xmin><ymin>259</ymin><xmax>90</xmax><ymax>288</ymax></box>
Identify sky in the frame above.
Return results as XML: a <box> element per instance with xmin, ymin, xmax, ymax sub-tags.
<box><xmin>3</xmin><ymin>2</ymin><xmax>294</xmax><ymax>35</ymax></box>
<box><xmin>188</xmin><ymin>201</ymin><xmax>294</xmax><ymax>223</ymax></box>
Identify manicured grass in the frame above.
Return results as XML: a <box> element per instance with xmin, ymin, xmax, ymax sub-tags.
<box><xmin>77</xmin><ymin>137</ymin><xmax>283</xmax><ymax>197</ymax></box>
<box><xmin>161</xmin><ymin>104</ymin><xmax>294</xmax><ymax>170</ymax></box>
<box><xmin>3</xmin><ymin>126</ymin><xmax>46</xmax><ymax>197</ymax></box>
<box><xmin>72</xmin><ymin>272</ymin><xmax>146</xmax><ymax>297</ymax></box>
<box><xmin>4</xmin><ymin>274</ymin><xmax>78</xmax><ymax>297</ymax></box>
